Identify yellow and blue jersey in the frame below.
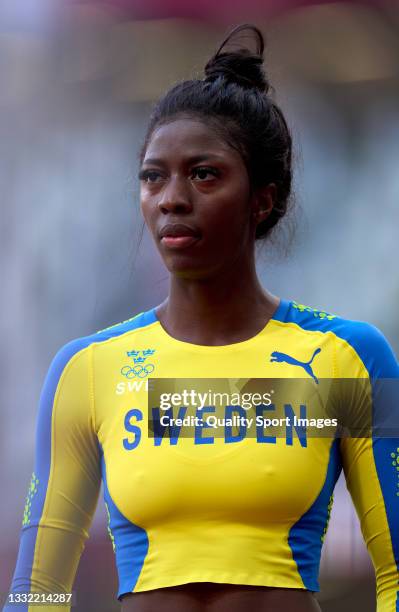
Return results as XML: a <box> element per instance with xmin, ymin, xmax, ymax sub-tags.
<box><xmin>4</xmin><ymin>298</ymin><xmax>399</xmax><ymax>611</ymax></box>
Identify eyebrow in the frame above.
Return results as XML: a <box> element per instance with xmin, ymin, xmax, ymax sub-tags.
<box><xmin>141</xmin><ymin>154</ymin><xmax>225</xmax><ymax>166</ymax></box>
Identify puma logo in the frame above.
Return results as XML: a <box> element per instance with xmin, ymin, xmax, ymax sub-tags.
<box><xmin>270</xmin><ymin>348</ymin><xmax>321</xmax><ymax>384</ymax></box>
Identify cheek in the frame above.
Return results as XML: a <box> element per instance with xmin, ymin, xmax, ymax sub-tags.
<box><xmin>140</xmin><ymin>193</ymin><xmax>155</xmax><ymax>229</ymax></box>
<box><xmin>206</xmin><ymin>189</ymin><xmax>251</xmax><ymax>237</ymax></box>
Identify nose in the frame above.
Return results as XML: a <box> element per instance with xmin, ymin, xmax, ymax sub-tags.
<box><xmin>157</xmin><ymin>175</ymin><xmax>193</xmax><ymax>215</ymax></box>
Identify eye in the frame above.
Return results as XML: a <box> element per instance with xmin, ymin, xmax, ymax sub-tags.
<box><xmin>138</xmin><ymin>169</ymin><xmax>163</xmax><ymax>183</ymax></box>
<box><xmin>191</xmin><ymin>166</ymin><xmax>219</xmax><ymax>181</ymax></box>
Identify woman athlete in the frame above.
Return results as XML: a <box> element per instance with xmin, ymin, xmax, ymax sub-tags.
<box><xmin>5</xmin><ymin>24</ymin><xmax>399</xmax><ymax>612</ymax></box>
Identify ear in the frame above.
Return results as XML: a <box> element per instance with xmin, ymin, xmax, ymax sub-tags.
<box><xmin>251</xmin><ymin>183</ymin><xmax>277</xmax><ymax>226</ymax></box>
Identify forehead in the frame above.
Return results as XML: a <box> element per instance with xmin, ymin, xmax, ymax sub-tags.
<box><xmin>144</xmin><ymin>118</ymin><xmax>241</xmax><ymax>163</ymax></box>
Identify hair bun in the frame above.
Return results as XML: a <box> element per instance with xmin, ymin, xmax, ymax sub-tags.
<box><xmin>204</xmin><ymin>24</ymin><xmax>270</xmax><ymax>93</ymax></box>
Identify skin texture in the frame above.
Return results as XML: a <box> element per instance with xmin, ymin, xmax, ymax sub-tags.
<box><xmin>121</xmin><ymin>117</ymin><xmax>322</xmax><ymax>612</ymax></box>
<box><xmin>121</xmin><ymin>583</ymin><xmax>322</xmax><ymax>612</ymax></box>
<box><xmin>140</xmin><ymin>117</ymin><xmax>279</xmax><ymax>346</ymax></box>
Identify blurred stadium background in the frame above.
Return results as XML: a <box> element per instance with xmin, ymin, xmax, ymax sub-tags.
<box><xmin>1</xmin><ymin>0</ymin><xmax>398</xmax><ymax>610</ymax></box>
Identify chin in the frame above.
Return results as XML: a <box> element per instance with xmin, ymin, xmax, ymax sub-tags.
<box><xmin>165</xmin><ymin>258</ymin><xmax>219</xmax><ymax>280</ymax></box>
<box><xmin>170</xmin><ymin>266</ymin><xmax>212</xmax><ymax>280</ymax></box>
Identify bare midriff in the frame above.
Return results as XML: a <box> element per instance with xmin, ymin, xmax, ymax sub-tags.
<box><xmin>120</xmin><ymin>583</ymin><xmax>322</xmax><ymax>612</ymax></box>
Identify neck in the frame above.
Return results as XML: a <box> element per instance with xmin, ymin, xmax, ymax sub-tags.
<box><xmin>155</xmin><ymin>254</ymin><xmax>280</xmax><ymax>345</ymax></box>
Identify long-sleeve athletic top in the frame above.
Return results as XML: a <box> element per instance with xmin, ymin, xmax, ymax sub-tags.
<box><xmin>3</xmin><ymin>298</ymin><xmax>399</xmax><ymax>611</ymax></box>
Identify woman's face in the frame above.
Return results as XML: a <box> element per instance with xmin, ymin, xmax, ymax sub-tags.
<box><xmin>140</xmin><ymin>117</ymin><xmax>260</xmax><ymax>279</ymax></box>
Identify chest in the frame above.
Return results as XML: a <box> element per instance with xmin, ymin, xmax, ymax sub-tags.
<box><xmin>95</xmin><ymin>335</ymin><xmax>339</xmax><ymax>527</ymax></box>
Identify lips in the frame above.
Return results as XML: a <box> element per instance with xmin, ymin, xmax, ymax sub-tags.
<box><xmin>159</xmin><ymin>223</ymin><xmax>201</xmax><ymax>239</ymax></box>
<box><xmin>158</xmin><ymin>223</ymin><xmax>201</xmax><ymax>250</ymax></box>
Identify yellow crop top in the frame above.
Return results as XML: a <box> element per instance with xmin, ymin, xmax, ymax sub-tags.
<box><xmin>4</xmin><ymin>299</ymin><xmax>399</xmax><ymax>611</ymax></box>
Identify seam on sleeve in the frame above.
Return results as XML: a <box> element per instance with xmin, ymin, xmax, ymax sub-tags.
<box><xmin>332</xmin><ymin>332</ymin><xmax>339</xmax><ymax>378</ymax></box>
<box><xmin>89</xmin><ymin>344</ymin><xmax>97</xmax><ymax>435</ymax></box>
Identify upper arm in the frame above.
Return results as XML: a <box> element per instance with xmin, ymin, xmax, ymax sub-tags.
<box><xmin>4</xmin><ymin>339</ymin><xmax>101</xmax><ymax>610</ymax></box>
<box><xmin>340</xmin><ymin>323</ymin><xmax>399</xmax><ymax>611</ymax></box>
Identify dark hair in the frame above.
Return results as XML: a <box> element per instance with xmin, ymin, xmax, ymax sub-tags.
<box><xmin>140</xmin><ymin>23</ymin><xmax>293</xmax><ymax>240</ymax></box>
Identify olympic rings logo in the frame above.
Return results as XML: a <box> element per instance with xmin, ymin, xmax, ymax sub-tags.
<box><xmin>121</xmin><ymin>363</ymin><xmax>155</xmax><ymax>379</ymax></box>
